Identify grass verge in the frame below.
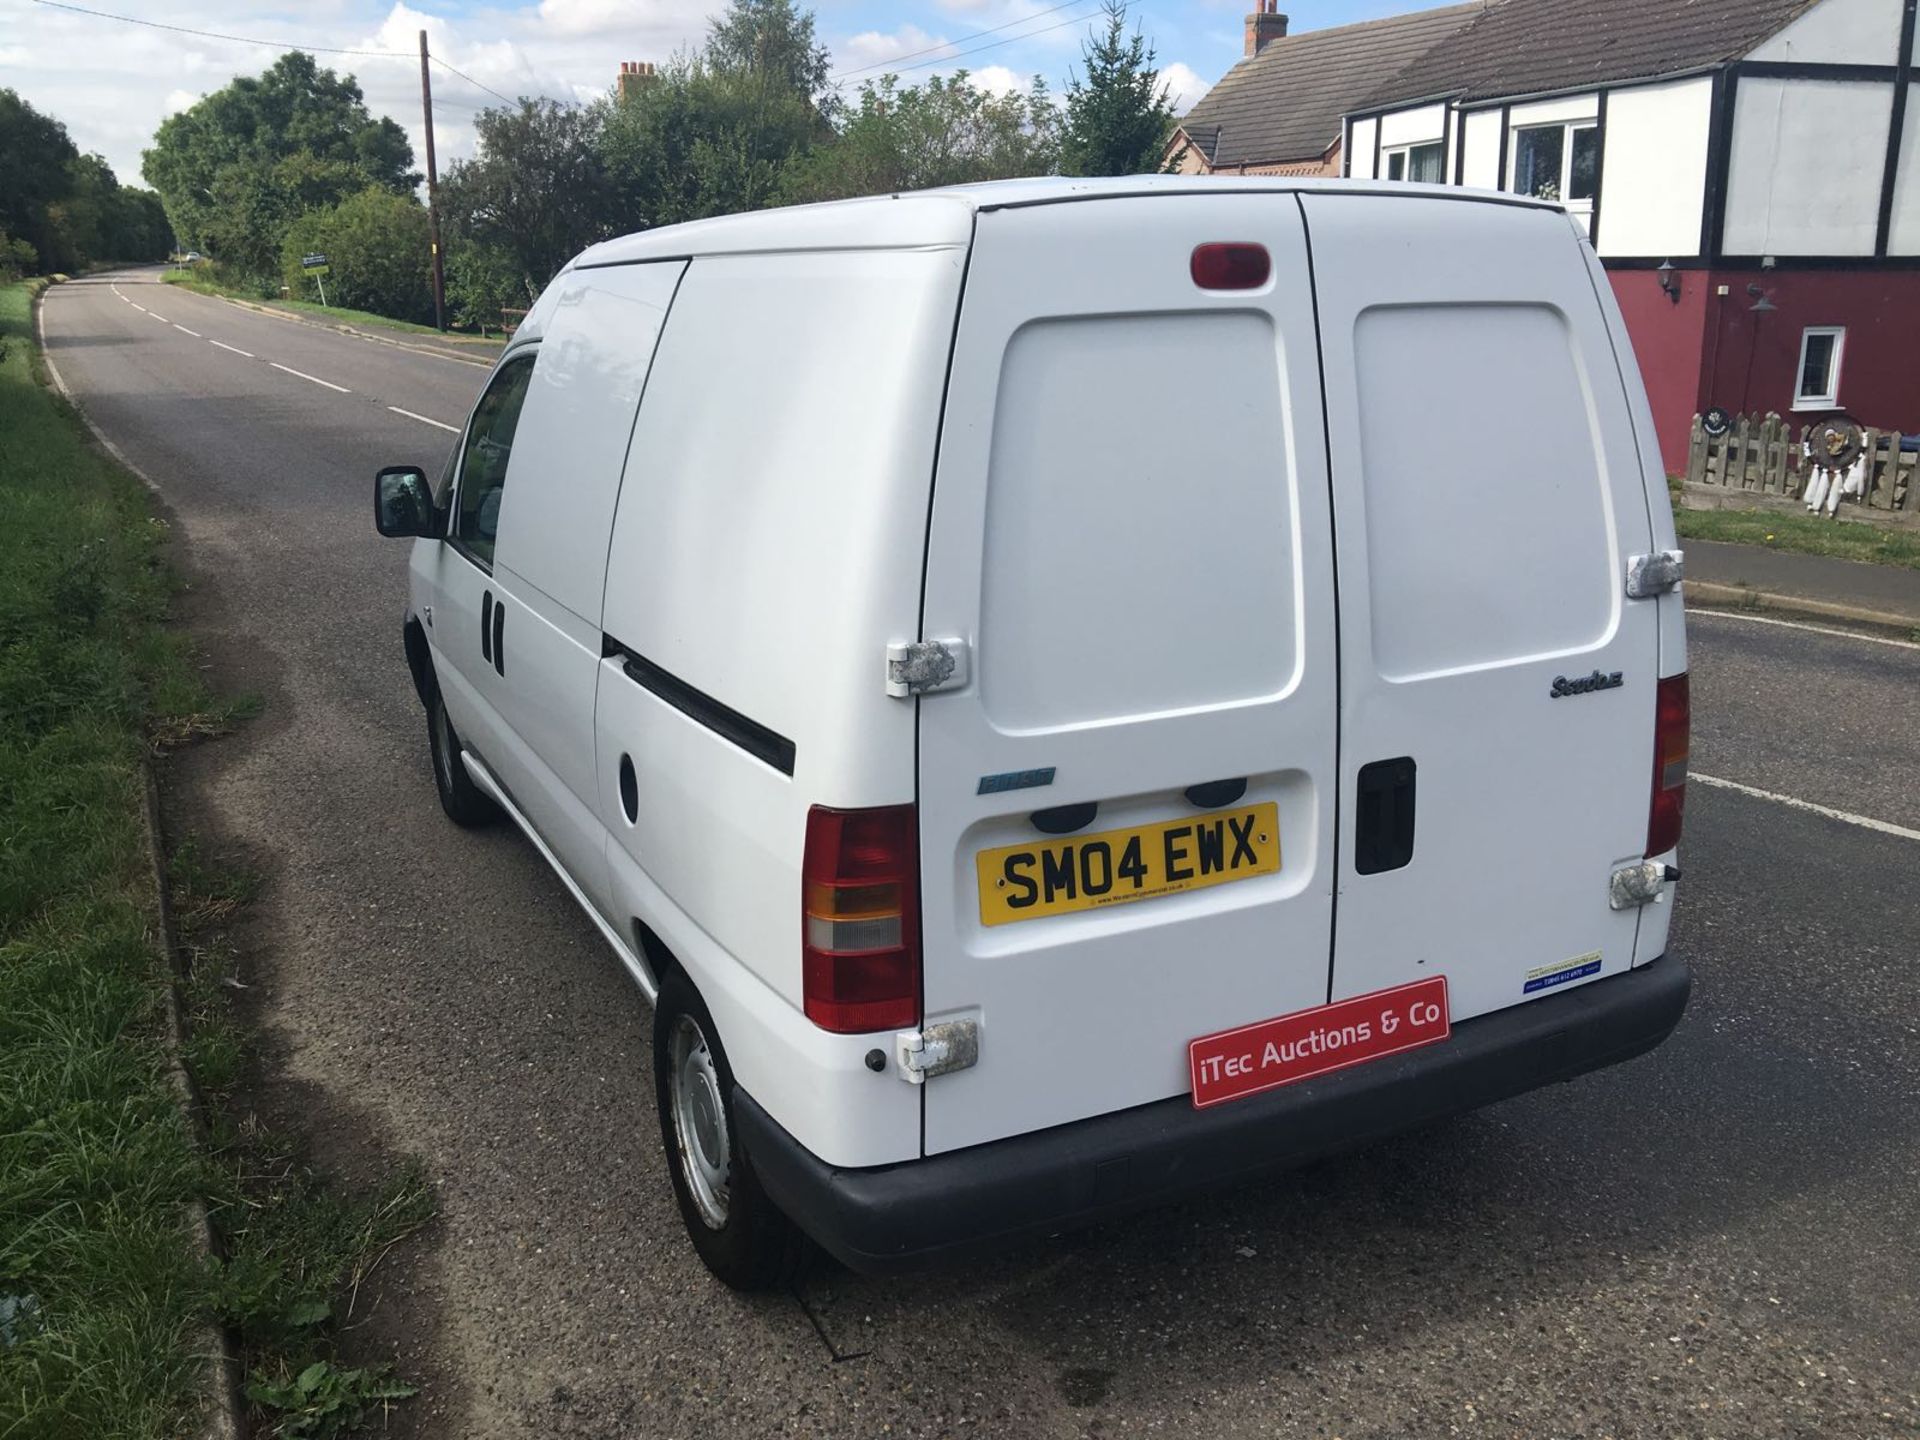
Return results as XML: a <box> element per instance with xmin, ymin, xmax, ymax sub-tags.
<box><xmin>1</xmin><ymin>279</ymin><xmax>433</xmax><ymax>1437</ymax></box>
<box><xmin>0</xmin><ymin>275</ymin><xmax>218</xmax><ymax>1436</ymax></box>
<box><xmin>159</xmin><ymin>267</ymin><xmax>496</xmax><ymax>343</ymax></box>
<box><xmin>1675</xmin><ymin>504</ymin><xmax>1920</xmax><ymax>571</ymax></box>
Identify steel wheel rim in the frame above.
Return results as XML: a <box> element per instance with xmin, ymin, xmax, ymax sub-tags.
<box><xmin>668</xmin><ymin>1014</ymin><xmax>731</xmax><ymax>1229</ymax></box>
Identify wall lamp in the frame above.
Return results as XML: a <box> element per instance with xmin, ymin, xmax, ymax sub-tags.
<box><xmin>1656</xmin><ymin>259</ymin><xmax>1681</xmax><ymax>304</ymax></box>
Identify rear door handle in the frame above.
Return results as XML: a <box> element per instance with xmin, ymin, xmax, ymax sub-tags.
<box><xmin>481</xmin><ymin>591</ymin><xmax>494</xmax><ymax>665</ymax></box>
<box><xmin>1355</xmin><ymin>757</ymin><xmax>1416</xmax><ymax>875</ymax></box>
<box><xmin>491</xmin><ymin>598</ymin><xmax>505</xmax><ymax>678</ymax></box>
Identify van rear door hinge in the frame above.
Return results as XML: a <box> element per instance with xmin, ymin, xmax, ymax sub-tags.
<box><xmin>1625</xmin><ymin>550</ymin><xmax>1684</xmax><ymax>598</ymax></box>
<box><xmin>894</xmin><ymin>1018</ymin><xmax>979</xmax><ymax>1083</ymax></box>
<box><xmin>886</xmin><ymin>638</ymin><xmax>970</xmax><ymax>698</ymax></box>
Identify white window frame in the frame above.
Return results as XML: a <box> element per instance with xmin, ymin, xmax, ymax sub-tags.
<box><xmin>1383</xmin><ymin>139</ymin><xmax>1446</xmax><ymax>184</ymax></box>
<box><xmin>1508</xmin><ymin>120</ymin><xmax>1599</xmax><ymax>217</ymax></box>
<box><xmin>1793</xmin><ymin>326</ymin><xmax>1846</xmax><ymax>410</ymax></box>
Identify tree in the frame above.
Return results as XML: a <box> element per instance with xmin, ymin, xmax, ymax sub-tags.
<box><xmin>0</xmin><ymin>89</ymin><xmax>81</xmax><ymax>268</ymax></box>
<box><xmin>280</xmin><ymin>188</ymin><xmax>432</xmax><ymax>323</ymax></box>
<box><xmin>143</xmin><ymin>53</ymin><xmax>415</xmax><ymax>279</ymax></box>
<box><xmin>781</xmin><ymin>73</ymin><xmax>1060</xmax><ymax>204</ymax></box>
<box><xmin>705</xmin><ymin>0</ymin><xmax>832</xmax><ymax>103</ymax></box>
<box><xmin>439</xmin><ymin>99</ymin><xmax>614</xmax><ymax>297</ymax></box>
<box><xmin>597</xmin><ymin>0</ymin><xmax>834</xmax><ymax>231</ymax></box>
<box><xmin>1060</xmin><ymin>2</ymin><xmax>1181</xmax><ymax>177</ymax></box>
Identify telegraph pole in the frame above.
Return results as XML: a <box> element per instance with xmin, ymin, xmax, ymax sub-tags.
<box><xmin>419</xmin><ymin>29</ymin><xmax>447</xmax><ymax>331</ymax></box>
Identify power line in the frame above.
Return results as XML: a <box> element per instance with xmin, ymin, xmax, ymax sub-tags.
<box><xmin>829</xmin><ymin>0</ymin><xmax>1096</xmax><ymax>83</ymax></box>
<box><xmin>431</xmin><ymin>56</ymin><xmax>516</xmax><ymax>108</ymax></box>
<box><xmin>27</xmin><ymin>0</ymin><xmax>406</xmax><ymax>57</ymax></box>
<box><xmin>31</xmin><ymin>0</ymin><xmax>529</xmax><ymax>110</ymax></box>
<box><xmin>840</xmin><ymin>6</ymin><xmax>1108</xmax><ymax>85</ymax></box>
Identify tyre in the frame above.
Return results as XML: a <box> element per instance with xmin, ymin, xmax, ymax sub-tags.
<box><xmin>425</xmin><ymin>679</ymin><xmax>498</xmax><ymax>828</ymax></box>
<box><xmin>653</xmin><ymin>970</ymin><xmax>797</xmax><ymax>1289</ymax></box>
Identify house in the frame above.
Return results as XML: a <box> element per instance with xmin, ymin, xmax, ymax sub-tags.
<box><xmin>1168</xmin><ymin>1</ymin><xmax>1482</xmax><ymax>177</ymax></box>
<box><xmin>1338</xmin><ymin>0</ymin><xmax>1920</xmax><ymax>470</ymax></box>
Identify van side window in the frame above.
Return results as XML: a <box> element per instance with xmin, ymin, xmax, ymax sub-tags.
<box><xmin>452</xmin><ymin>353</ymin><xmax>536</xmax><ymax>567</ymax></box>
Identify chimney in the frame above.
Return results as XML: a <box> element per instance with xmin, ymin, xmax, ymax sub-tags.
<box><xmin>617</xmin><ymin>60</ymin><xmax>657</xmax><ymax>102</ymax></box>
<box><xmin>1244</xmin><ymin>0</ymin><xmax>1288</xmax><ymax>56</ymax></box>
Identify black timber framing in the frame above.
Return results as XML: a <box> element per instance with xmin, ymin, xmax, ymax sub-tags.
<box><xmin>1877</xmin><ymin>0</ymin><xmax>1918</xmax><ymax>256</ymax></box>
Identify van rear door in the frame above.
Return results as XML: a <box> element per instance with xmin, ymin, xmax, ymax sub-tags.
<box><xmin>916</xmin><ymin>195</ymin><xmax>1338</xmax><ymax>1155</ymax></box>
<box><xmin>1298</xmin><ymin>193</ymin><xmax>1661</xmax><ymax>1023</ymax></box>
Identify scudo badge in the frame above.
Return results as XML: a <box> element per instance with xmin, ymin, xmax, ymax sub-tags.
<box><xmin>1551</xmin><ymin>670</ymin><xmax>1624</xmax><ymax>699</ymax></box>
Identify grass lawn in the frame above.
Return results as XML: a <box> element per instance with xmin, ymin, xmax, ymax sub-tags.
<box><xmin>1</xmin><ymin>279</ymin><xmax>433</xmax><ymax>1438</ymax></box>
<box><xmin>1674</xmin><ymin>505</ymin><xmax>1920</xmax><ymax>572</ymax></box>
<box><xmin>0</xmin><ymin>279</ymin><xmax>215</xmax><ymax>1434</ymax></box>
<box><xmin>160</xmin><ymin>267</ymin><xmax>498</xmax><ymax>342</ymax></box>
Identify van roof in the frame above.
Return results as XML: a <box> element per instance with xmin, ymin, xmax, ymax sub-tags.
<box><xmin>571</xmin><ymin>175</ymin><xmax>1555</xmax><ymax>269</ymax></box>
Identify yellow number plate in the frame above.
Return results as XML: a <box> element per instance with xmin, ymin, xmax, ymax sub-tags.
<box><xmin>976</xmin><ymin>803</ymin><xmax>1281</xmax><ymax>927</ymax></box>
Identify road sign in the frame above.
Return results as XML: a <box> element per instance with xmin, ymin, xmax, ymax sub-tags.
<box><xmin>301</xmin><ymin>254</ymin><xmax>330</xmax><ymax>274</ymax></box>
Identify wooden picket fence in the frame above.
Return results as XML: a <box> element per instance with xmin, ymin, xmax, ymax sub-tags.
<box><xmin>1683</xmin><ymin>412</ymin><xmax>1919</xmax><ymax>524</ymax></box>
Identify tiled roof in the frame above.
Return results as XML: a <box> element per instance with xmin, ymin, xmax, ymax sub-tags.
<box><xmin>1365</xmin><ymin>0</ymin><xmax>1824</xmax><ymax>108</ymax></box>
<box><xmin>1175</xmin><ymin>2</ymin><xmax>1483</xmax><ymax>169</ymax></box>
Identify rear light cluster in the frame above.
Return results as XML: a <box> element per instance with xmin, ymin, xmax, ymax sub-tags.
<box><xmin>802</xmin><ymin>805</ymin><xmax>921</xmax><ymax>1034</ymax></box>
<box><xmin>1646</xmin><ymin>673</ymin><xmax>1690</xmax><ymax>857</ymax></box>
<box><xmin>1190</xmin><ymin>242</ymin><xmax>1271</xmax><ymax>291</ymax></box>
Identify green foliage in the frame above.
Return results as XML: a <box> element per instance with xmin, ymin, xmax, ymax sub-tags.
<box><xmin>1061</xmin><ymin>1</ymin><xmax>1182</xmax><ymax>177</ymax></box>
<box><xmin>0</xmin><ymin>279</ymin><xmax>213</xmax><ymax>1439</ymax></box>
<box><xmin>705</xmin><ymin>0</ymin><xmax>833</xmax><ymax>103</ymax></box>
<box><xmin>280</xmin><ymin>187</ymin><xmax>433</xmax><ymax>325</ymax></box>
<box><xmin>143</xmin><ymin>53</ymin><xmax>416</xmax><ymax>283</ymax></box>
<box><xmin>444</xmin><ymin>238</ymin><xmax>527</xmax><ymax>334</ymax></box>
<box><xmin>439</xmin><ymin>99</ymin><xmax>613</xmax><ymax>297</ymax></box>
<box><xmin>782</xmin><ymin>72</ymin><xmax>1060</xmax><ymax>203</ymax></box>
<box><xmin>0</xmin><ymin>91</ymin><xmax>172</xmax><ymax>272</ymax></box>
<box><xmin>246</xmin><ymin>1361</ymin><xmax>417</xmax><ymax>1440</ymax></box>
<box><xmin>0</xmin><ymin>232</ymin><xmax>37</xmax><ymax>281</ymax></box>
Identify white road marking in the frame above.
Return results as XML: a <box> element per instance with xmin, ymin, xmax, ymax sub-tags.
<box><xmin>209</xmin><ymin>339</ymin><xmax>254</xmax><ymax>358</ymax></box>
<box><xmin>387</xmin><ymin>406</ymin><xmax>458</xmax><ymax>433</ymax></box>
<box><xmin>149</xmin><ymin>311</ymin><xmax>170</xmax><ymax>322</ymax></box>
<box><xmin>173</xmin><ymin>323</ymin><xmax>202</xmax><ymax>337</ymax></box>
<box><xmin>1690</xmin><ymin>608</ymin><xmax>1920</xmax><ymax>651</ymax></box>
<box><xmin>269</xmin><ymin>361</ymin><xmax>351</xmax><ymax>393</ymax></box>
<box><xmin>130</xmin><ymin>303</ymin><xmax>148</xmax><ymax>313</ymax></box>
<box><xmin>1692</xmin><ymin>773</ymin><xmax>1920</xmax><ymax>842</ymax></box>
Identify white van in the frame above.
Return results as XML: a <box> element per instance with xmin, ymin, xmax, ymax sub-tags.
<box><xmin>374</xmin><ymin>177</ymin><xmax>1692</xmax><ymax>1287</ymax></box>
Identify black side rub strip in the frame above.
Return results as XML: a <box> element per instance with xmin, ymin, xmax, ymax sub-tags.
<box><xmin>603</xmin><ymin>635</ymin><xmax>796</xmax><ymax>777</ymax></box>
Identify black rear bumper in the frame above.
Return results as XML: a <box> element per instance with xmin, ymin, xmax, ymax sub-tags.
<box><xmin>735</xmin><ymin>955</ymin><xmax>1691</xmax><ymax>1274</ymax></box>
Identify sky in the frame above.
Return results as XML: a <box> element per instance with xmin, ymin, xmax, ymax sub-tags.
<box><xmin>0</xmin><ymin>0</ymin><xmax>1411</xmax><ymax>188</ymax></box>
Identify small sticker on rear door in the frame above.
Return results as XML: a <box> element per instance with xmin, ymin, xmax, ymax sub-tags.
<box><xmin>1524</xmin><ymin>951</ymin><xmax>1602</xmax><ymax>995</ymax></box>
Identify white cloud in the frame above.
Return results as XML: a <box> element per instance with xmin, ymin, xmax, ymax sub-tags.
<box><xmin>163</xmin><ymin>89</ymin><xmax>201</xmax><ymax>116</ymax></box>
<box><xmin>968</xmin><ymin>64</ymin><xmax>1024</xmax><ymax>96</ymax></box>
<box><xmin>839</xmin><ymin>23</ymin><xmax>943</xmax><ymax>70</ymax></box>
<box><xmin>1157</xmin><ymin>61</ymin><xmax>1209</xmax><ymax>115</ymax></box>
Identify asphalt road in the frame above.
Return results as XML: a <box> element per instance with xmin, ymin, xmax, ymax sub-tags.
<box><xmin>41</xmin><ymin>268</ymin><xmax>1920</xmax><ymax>1440</ymax></box>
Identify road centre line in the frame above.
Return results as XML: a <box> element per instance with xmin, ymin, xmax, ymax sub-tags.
<box><xmin>173</xmin><ymin>323</ymin><xmax>202</xmax><ymax>337</ymax></box>
<box><xmin>209</xmin><ymin>339</ymin><xmax>254</xmax><ymax>358</ymax></box>
<box><xmin>269</xmin><ymin>361</ymin><xmax>351</xmax><ymax>393</ymax></box>
<box><xmin>1689</xmin><ymin>608</ymin><xmax>1920</xmax><ymax>651</ymax></box>
<box><xmin>130</xmin><ymin>303</ymin><xmax>147</xmax><ymax>312</ymax></box>
<box><xmin>149</xmin><ymin>311</ymin><xmax>170</xmax><ymax>322</ymax></box>
<box><xmin>388</xmin><ymin>406</ymin><xmax>458</xmax><ymax>432</ymax></box>
<box><xmin>1691</xmin><ymin>773</ymin><xmax>1920</xmax><ymax>842</ymax></box>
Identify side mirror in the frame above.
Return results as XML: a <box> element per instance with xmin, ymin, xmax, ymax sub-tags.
<box><xmin>374</xmin><ymin>466</ymin><xmax>440</xmax><ymax>539</ymax></box>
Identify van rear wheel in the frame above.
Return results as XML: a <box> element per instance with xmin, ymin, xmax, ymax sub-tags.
<box><xmin>653</xmin><ymin>971</ymin><xmax>796</xmax><ymax>1290</ymax></box>
<box><xmin>425</xmin><ymin>680</ymin><xmax>498</xmax><ymax>827</ymax></box>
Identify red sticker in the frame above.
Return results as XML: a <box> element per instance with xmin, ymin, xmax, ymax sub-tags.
<box><xmin>1188</xmin><ymin>976</ymin><xmax>1451</xmax><ymax>1110</ymax></box>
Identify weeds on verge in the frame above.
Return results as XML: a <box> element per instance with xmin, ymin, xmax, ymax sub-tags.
<box><xmin>1</xmin><ymin>276</ymin><xmax>433</xmax><ymax>1438</ymax></box>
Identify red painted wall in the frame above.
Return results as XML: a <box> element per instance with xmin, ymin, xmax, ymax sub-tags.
<box><xmin>1608</xmin><ymin>269</ymin><xmax>1708</xmax><ymax>475</ymax></box>
<box><xmin>1698</xmin><ymin>269</ymin><xmax>1920</xmax><ymax>438</ymax></box>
